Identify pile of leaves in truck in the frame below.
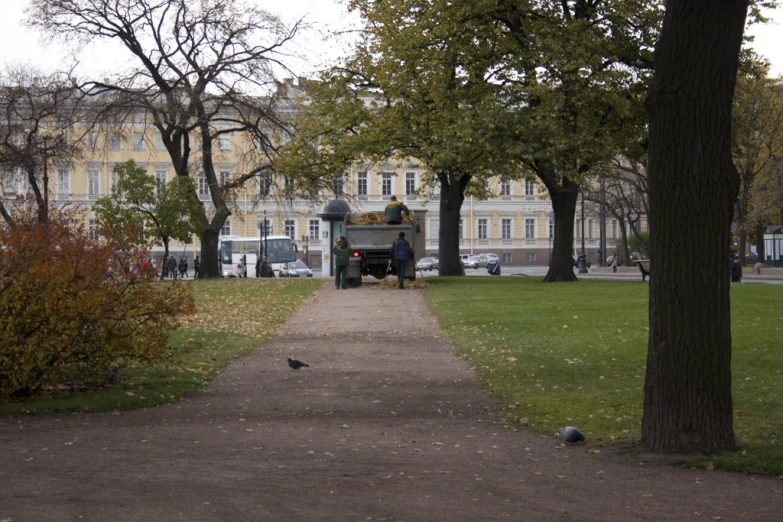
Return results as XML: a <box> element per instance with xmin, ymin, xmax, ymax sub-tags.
<box><xmin>345</xmin><ymin>212</ymin><xmax>415</xmax><ymax>225</ymax></box>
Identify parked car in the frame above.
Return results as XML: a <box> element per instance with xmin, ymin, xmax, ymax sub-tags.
<box><xmin>416</xmin><ymin>257</ymin><xmax>439</xmax><ymax>271</ymax></box>
<box><xmin>463</xmin><ymin>255</ymin><xmax>480</xmax><ymax>269</ymax></box>
<box><xmin>279</xmin><ymin>260</ymin><xmax>313</xmax><ymax>277</ymax></box>
<box><xmin>480</xmin><ymin>253</ymin><xmax>499</xmax><ymax>264</ymax></box>
<box><xmin>474</xmin><ymin>254</ymin><xmax>490</xmax><ymax>268</ymax></box>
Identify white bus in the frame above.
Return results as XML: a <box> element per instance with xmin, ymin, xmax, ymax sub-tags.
<box><xmin>218</xmin><ymin>235</ymin><xmax>298</xmax><ymax>278</ymax></box>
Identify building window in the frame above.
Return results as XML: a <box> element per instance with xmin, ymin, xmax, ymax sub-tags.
<box><xmin>525</xmin><ymin>218</ymin><xmax>535</xmax><ymax>239</ymax></box>
<box><xmin>526</xmin><ymin>253</ymin><xmax>537</xmax><ymax>263</ymax></box>
<box><xmin>357</xmin><ymin>172</ymin><xmax>367</xmax><ymax>196</ymax></box>
<box><xmin>588</xmin><ymin>219</ymin><xmax>594</xmax><ymax>239</ymax></box>
<box><xmin>429</xmin><ymin>218</ymin><xmax>439</xmax><ymax>240</ymax></box>
<box><xmin>309</xmin><ymin>219</ymin><xmax>320</xmax><ymax>240</ymax></box>
<box><xmin>284</xmin><ymin>219</ymin><xmax>296</xmax><ymax>238</ymax></box>
<box><xmin>87</xmin><ymin>133</ymin><xmax>99</xmax><ymax>151</ymax></box>
<box><xmin>284</xmin><ymin>176</ymin><xmax>295</xmax><ymax>195</ymax></box>
<box><xmin>525</xmin><ymin>179</ymin><xmax>536</xmax><ymax>196</ymax></box>
<box><xmin>549</xmin><ymin>215</ymin><xmax>555</xmax><ymax>239</ymax></box>
<box><xmin>218</xmin><ymin>134</ymin><xmax>231</xmax><ymax>152</ymax></box>
<box><xmin>259</xmin><ymin>219</ymin><xmax>273</xmax><ymax>236</ymax></box>
<box><xmin>428</xmin><ymin>181</ymin><xmax>440</xmax><ymax>200</ymax></box>
<box><xmin>88</xmin><ymin>219</ymin><xmax>100</xmax><ymax>242</ymax></box>
<box><xmin>405</xmin><ymin>172</ymin><xmax>416</xmax><ymax>195</ymax></box>
<box><xmin>110</xmin><ymin>134</ymin><xmax>122</xmax><ymax>151</ymax></box>
<box><xmin>576</xmin><ymin>219</ymin><xmax>582</xmax><ymax>239</ymax></box>
<box><xmin>220</xmin><ymin>171</ymin><xmax>231</xmax><ymax>187</ymax></box>
<box><xmin>132</xmin><ymin>132</ymin><xmax>145</xmax><ymax>150</ymax></box>
<box><xmin>477</xmin><ymin>218</ymin><xmax>487</xmax><ymax>240</ymax></box>
<box><xmin>154</xmin><ymin>133</ymin><xmax>166</xmax><ymax>151</ymax></box>
<box><xmin>501</xmin><ymin>218</ymin><xmax>512</xmax><ymax>240</ymax></box>
<box><xmin>198</xmin><ymin>173</ymin><xmax>209</xmax><ymax>199</ymax></box>
<box><xmin>612</xmin><ymin>219</ymin><xmax>617</xmax><ymax>239</ymax></box>
<box><xmin>87</xmin><ymin>167</ymin><xmax>100</xmax><ymax>197</ymax></box>
<box><xmin>381</xmin><ymin>172</ymin><xmax>392</xmax><ymax>196</ymax></box>
<box><xmin>56</xmin><ymin>167</ymin><xmax>70</xmax><ymax>195</ymax></box>
<box><xmin>503</xmin><ymin>253</ymin><xmax>513</xmax><ymax>264</ymax></box>
<box><xmin>155</xmin><ymin>169</ymin><xmax>168</xmax><ymax>195</ymax></box>
<box><xmin>221</xmin><ymin>219</ymin><xmax>231</xmax><ymax>237</ymax></box>
<box><xmin>500</xmin><ymin>180</ymin><xmax>511</xmax><ymax>196</ymax></box>
<box><xmin>259</xmin><ymin>173</ymin><xmax>272</xmax><ymax>197</ymax></box>
<box><xmin>110</xmin><ymin>168</ymin><xmax>121</xmax><ymax>195</ymax></box>
<box><xmin>332</xmin><ymin>174</ymin><xmax>344</xmax><ymax>197</ymax></box>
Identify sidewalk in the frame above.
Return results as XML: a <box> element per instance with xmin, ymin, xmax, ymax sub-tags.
<box><xmin>0</xmin><ymin>286</ymin><xmax>780</xmax><ymax>521</ymax></box>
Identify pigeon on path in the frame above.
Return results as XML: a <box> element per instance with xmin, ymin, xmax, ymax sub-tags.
<box><xmin>559</xmin><ymin>426</ymin><xmax>585</xmax><ymax>443</ymax></box>
<box><xmin>287</xmin><ymin>358</ymin><xmax>310</xmax><ymax>370</ymax></box>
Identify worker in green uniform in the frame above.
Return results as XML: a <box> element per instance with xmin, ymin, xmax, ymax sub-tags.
<box><xmin>332</xmin><ymin>235</ymin><xmax>351</xmax><ymax>289</ymax></box>
<box><xmin>384</xmin><ymin>196</ymin><xmax>409</xmax><ymax>225</ymax></box>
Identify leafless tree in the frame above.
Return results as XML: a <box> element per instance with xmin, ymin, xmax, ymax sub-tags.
<box><xmin>28</xmin><ymin>0</ymin><xmax>303</xmax><ymax>278</ymax></box>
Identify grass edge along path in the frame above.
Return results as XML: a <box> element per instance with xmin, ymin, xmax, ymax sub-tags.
<box><xmin>423</xmin><ymin>276</ymin><xmax>782</xmax><ymax>476</ymax></box>
<box><xmin>0</xmin><ymin>278</ymin><xmax>324</xmax><ymax>417</ymax></box>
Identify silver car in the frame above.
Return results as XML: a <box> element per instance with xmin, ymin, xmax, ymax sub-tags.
<box><xmin>279</xmin><ymin>260</ymin><xmax>313</xmax><ymax>277</ymax></box>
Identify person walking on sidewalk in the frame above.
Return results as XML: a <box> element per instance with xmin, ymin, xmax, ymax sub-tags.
<box><xmin>384</xmin><ymin>196</ymin><xmax>409</xmax><ymax>225</ymax></box>
<box><xmin>389</xmin><ymin>231</ymin><xmax>412</xmax><ymax>289</ymax></box>
<box><xmin>333</xmin><ymin>235</ymin><xmax>351</xmax><ymax>289</ymax></box>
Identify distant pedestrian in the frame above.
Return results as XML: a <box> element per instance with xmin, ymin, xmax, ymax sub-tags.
<box><xmin>193</xmin><ymin>256</ymin><xmax>200</xmax><ymax>278</ymax></box>
<box><xmin>179</xmin><ymin>257</ymin><xmax>188</xmax><ymax>278</ymax></box>
<box><xmin>333</xmin><ymin>236</ymin><xmax>351</xmax><ymax>289</ymax></box>
<box><xmin>384</xmin><ymin>196</ymin><xmax>409</xmax><ymax>225</ymax></box>
<box><xmin>167</xmin><ymin>255</ymin><xmax>177</xmax><ymax>279</ymax></box>
<box><xmin>731</xmin><ymin>255</ymin><xmax>742</xmax><ymax>283</ymax></box>
<box><xmin>389</xmin><ymin>231</ymin><xmax>412</xmax><ymax>289</ymax></box>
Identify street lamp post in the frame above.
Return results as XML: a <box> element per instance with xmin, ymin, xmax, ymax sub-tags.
<box><xmin>577</xmin><ymin>194</ymin><xmax>588</xmax><ymax>273</ymax></box>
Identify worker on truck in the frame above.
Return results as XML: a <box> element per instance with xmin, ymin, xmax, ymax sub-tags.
<box><xmin>384</xmin><ymin>196</ymin><xmax>410</xmax><ymax>225</ymax></box>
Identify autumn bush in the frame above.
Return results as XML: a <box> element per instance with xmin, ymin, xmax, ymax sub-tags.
<box><xmin>0</xmin><ymin>206</ymin><xmax>194</xmax><ymax>401</ymax></box>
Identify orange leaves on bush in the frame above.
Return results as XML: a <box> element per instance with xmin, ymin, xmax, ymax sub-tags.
<box><xmin>0</xmin><ymin>207</ymin><xmax>194</xmax><ymax>400</ymax></box>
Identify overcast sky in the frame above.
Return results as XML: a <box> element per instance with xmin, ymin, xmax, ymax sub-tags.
<box><xmin>1</xmin><ymin>1</ymin><xmax>781</xmax><ymax>79</ymax></box>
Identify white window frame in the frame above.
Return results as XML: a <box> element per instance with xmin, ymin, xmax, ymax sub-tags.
<box><xmin>218</xmin><ymin>134</ymin><xmax>231</xmax><ymax>152</ymax></box>
<box><xmin>381</xmin><ymin>172</ymin><xmax>392</xmax><ymax>196</ymax></box>
<box><xmin>525</xmin><ymin>218</ymin><xmax>535</xmax><ymax>239</ymax></box>
<box><xmin>357</xmin><ymin>171</ymin><xmax>368</xmax><ymax>196</ymax></box>
<box><xmin>87</xmin><ymin>132</ymin><xmax>99</xmax><ymax>151</ymax></box>
<box><xmin>132</xmin><ymin>132</ymin><xmax>145</xmax><ymax>151</ymax></box>
<box><xmin>198</xmin><ymin>173</ymin><xmax>209</xmax><ymax>199</ymax></box>
<box><xmin>284</xmin><ymin>219</ymin><xmax>296</xmax><ymax>239</ymax></box>
<box><xmin>154</xmin><ymin>133</ymin><xmax>166</xmax><ymax>151</ymax></box>
<box><xmin>405</xmin><ymin>171</ymin><xmax>417</xmax><ymax>196</ymax></box>
<box><xmin>501</xmin><ymin>218</ymin><xmax>512</xmax><ymax>240</ymax></box>
<box><xmin>88</xmin><ymin>218</ymin><xmax>100</xmax><ymax>242</ymax></box>
<box><xmin>110</xmin><ymin>134</ymin><xmax>123</xmax><ymax>151</ymax></box>
<box><xmin>308</xmin><ymin>219</ymin><xmax>320</xmax><ymax>240</ymax></box>
<box><xmin>56</xmin><ymin>166</ymin><xmax>71</xmax><ymax>195</ymax></box>
<box><xmin>221</xmin><ymin>219</ymin><xmax>231</xmax><ymax>237</ymax></box>
<box><xmin>429</xmin><ymin>218</ymin><xmax>440</xmax><ymax>241</ymax></box>
<box><xmin>155</xmin><ymin>169</ymin><xmax>168</xmax><ymax>196</ymax></box>
<box><xmin>500</xmin><ymin>180</ymin><xmax>511</xmax><ymax>196</ymax></box>
<box><xmin>525</xmin><ymin>179</ymin><xmax>536</xmax><ymax>197</ymax></box>
<box><xmin>87</xmin><ymin>166</ymin><xmax>101</xmax><ymax>197</ymax></box>
<box><xmin>477</xmin><ymin>218</ymin><xmax>487</xmax><ymax>240</ymax></box>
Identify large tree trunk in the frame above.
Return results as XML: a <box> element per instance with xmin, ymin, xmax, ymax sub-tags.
<box><xmin>642</xmin><ymin>0</ymin><xmax>747</xmax><ymax>454</ymax></box>
<box><xmin>542</xmin><ymin>176</ymin><xmax>579</xmax><ymax>282</ymax></box>
<box><xmin>199</xmin><ymin>227</ymin><xmax>221</xmax><ymax>279</ymax></box>
<box><xmin>438</xmin><ymin>171</ymin><xmax>470</xmax><ymax>276</ymax></box>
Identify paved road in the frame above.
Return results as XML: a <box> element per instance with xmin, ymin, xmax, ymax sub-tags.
<box><xmin>1</xmin><ymin>286</ymin><xmax>781</xmax><ymax>521</ymax></box>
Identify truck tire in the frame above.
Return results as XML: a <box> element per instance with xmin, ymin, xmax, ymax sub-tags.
<box><xmin>346</xmin><ymin>277</ymin><xmax>362</xmax><ymax>288</ymax></box>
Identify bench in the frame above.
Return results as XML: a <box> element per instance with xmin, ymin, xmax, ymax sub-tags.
<box><xmin>634</xmin><ymin>259</ymin><xmax>650</xmax><ymax>282</ymax></box>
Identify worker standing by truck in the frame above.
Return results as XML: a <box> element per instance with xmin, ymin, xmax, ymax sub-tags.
<box><xmin>384</xmin><ymin>196</ymin><xmax>409</xmax><ymax>225</ymax></box>
<box><xmin>389</xmin><ymin>231</ymin><xmax>412</xmax><ymax>289</ymax></box>
<box><xmin>333</xmin><ymin>235</ymin><xmax>351</xmax><ymax>289</ymax></box>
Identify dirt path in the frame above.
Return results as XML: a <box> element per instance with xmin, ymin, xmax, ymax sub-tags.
<box><xmin>1</xmin><ymin>286</ymin><xmax>780</xmax><ymax>521</ymax></box>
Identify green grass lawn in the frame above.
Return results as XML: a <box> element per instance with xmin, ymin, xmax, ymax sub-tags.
<box><xmin>423</xmin><ymin>276</ymin><xmax>783</xmax><ymax>475</ymax></box>
<box><xmin>0</xmin><ymin>278</ymin><xmax>324</xmax><ymax>416</ymax></box>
